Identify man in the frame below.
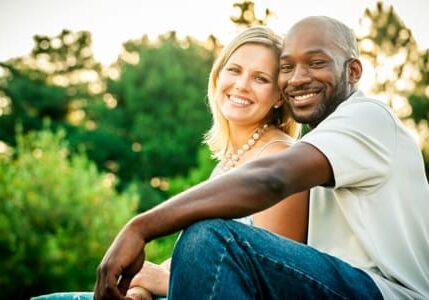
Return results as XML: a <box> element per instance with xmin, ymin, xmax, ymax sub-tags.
<box><xmin>95</xmin><ymin>16</ymin><xmax>429</xmax><ymax>299</ymax></box>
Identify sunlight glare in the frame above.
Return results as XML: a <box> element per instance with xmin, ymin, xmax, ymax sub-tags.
<box><xmin>391</xmin><ymin>95</ymin><xmax>412</xmax><ymax>118</ymax></box>
<box><xmin>356</xmin><ymin>16</ymin><xmax>372</xmax><ymax>38</ymax></box>
<box><xmin>358</xmin><ymin>58</ymin><xmax>375</xmax><ymax>94</ymax></box>
<box><xmin>0</xmin><ymin>141</ymin><xmax>10</xmax><ymax>154</ymax></box>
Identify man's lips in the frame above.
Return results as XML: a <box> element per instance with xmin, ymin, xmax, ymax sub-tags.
<box><xmin>293</xmin><ymin>92</ymin><xmax>318</xmax><ymax>101</ymax></box>
<box><xmin>285</xmin><ymin>90</ymin><xmax>321</xmax><ymax>107</ymax></box>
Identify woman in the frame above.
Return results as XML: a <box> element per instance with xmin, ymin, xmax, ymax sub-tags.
<box><xmin>126</xmin><ymin>26</ymin><xmax>308</xmax><ymax>300</ymax></box>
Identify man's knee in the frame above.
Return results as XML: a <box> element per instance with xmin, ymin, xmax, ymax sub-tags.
<box><xmin>171</xmin><ymin>219</ymin><xmax>235</xmax><ymax>267</ymax></box>
<box><xmin>177</xmin><ymin>219</ymin><xmax>227</xmax><ymax>249</ymax></box>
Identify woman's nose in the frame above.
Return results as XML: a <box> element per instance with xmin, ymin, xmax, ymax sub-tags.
<box><xmin>234</xmin><ymin>74</ymin><xmax>250</xmax><ymax>91</ymax></box>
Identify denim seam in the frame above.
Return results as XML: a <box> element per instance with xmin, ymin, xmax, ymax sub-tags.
<box><xmin>237</xmin><ymin>239</ymin><xmax>349</xmax><ymax>300</ymax></box>
<box><xmin>209</xmin><ymin>237</ymin><xmax>234</xmax><ymax>300</ymax></box>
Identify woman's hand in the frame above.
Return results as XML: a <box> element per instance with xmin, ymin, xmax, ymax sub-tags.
<box><xmin>126</xmin><ymin>286</ymin><xmax>153</xmax><ymax>300</ymax></box>
<box><xmin>129</xmin><ymin>261</ymin><xmax>170</xmax><ymax>296</ymax></box>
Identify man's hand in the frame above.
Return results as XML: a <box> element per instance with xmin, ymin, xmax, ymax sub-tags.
<box><xmin>94</xmin><ymin>221</ymin><xmax>146</xmax><ymax>300</ymax></box>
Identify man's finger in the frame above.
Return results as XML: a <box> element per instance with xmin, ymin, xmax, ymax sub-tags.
<box><xmin>95</xmin><ymin>263</ymin><xmax>128</xmax><ymax>300</ymax></box>
<box><xmin>117</xmin><ymin>274</ymin><xmax>132</xmax><ymax>296</ymax></box>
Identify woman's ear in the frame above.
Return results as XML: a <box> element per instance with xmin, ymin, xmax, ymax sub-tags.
<box><xmin>273</xmin><ymin>97</ymin><xmax>284</xmax><ymax>109</ymax></box>
<box><xmin>348</xmin><ymin>58</ymin><xmax>363</xmax><ymax>85</ymax></box>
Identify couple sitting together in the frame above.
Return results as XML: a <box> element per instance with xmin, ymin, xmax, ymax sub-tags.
<box><xmin>34</xmin><ymin>15</ymin><xmax>429</xmax><ymax>300</ymax></box>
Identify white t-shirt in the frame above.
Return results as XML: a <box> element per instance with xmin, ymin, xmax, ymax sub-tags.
<box><xmin>301</xmin><ymin>91</ymin><xmax>429</xmax><ymax>299</ymax></box>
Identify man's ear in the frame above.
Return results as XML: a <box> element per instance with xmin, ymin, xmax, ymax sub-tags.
<box><xmin>348</xmin><ymin>58</ymin><xmax>363</xmax><ymax>85</ymax></box>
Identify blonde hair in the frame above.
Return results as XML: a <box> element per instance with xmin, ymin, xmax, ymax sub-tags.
<box><xmin>204</xmin><ymin>26</ymin><xmax>300</xmax><ymax>160</ymax></box>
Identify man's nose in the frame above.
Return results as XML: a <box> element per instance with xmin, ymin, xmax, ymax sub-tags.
<box><xmin>288</xmin><ymin>64</ymin><xmax>311</xmax><ymax>87</ymax></box>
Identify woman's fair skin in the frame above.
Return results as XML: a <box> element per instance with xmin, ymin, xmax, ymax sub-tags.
<box><xmin>126</xmin><ymin>33</ymin><xmax>308</xmax><ymax>300</ymax></box>
<box><xmin>213</xmin><ymin>43</ymin><xmax>308</xmax><ymax>240</ymax></box>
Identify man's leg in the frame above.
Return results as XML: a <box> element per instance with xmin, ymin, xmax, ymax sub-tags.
<box><xmin>169</xmin><ymin>219</ymin><xmax>382</xmax><ymax>300</ymax></box>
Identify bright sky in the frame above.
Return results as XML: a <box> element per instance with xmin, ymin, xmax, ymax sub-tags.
<box><xmin>0</xmin><ymin>0</ymin><xmax>427</xmax><ymax>66</ymax></box>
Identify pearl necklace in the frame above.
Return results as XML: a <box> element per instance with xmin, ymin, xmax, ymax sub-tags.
<box><xmin>221</xmin><ymin>124</ymin><xmax>269</xmax><ymax>171</ymax></box>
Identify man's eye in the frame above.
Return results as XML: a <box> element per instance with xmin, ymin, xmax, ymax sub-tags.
<box><xmin>280</xmin><ymin>64</ymin><xmax>293</xmax><ymax>73</ymax></box>
<box><xmin>309</xmin><ymin>60</ymin><xmax>326</xmax><ymax>68</ymax></box>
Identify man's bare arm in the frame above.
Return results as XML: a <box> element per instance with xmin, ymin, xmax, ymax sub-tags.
<box><xmin>134</xmin><ymin>142</ymin><xmax>331</xmax><ymax>241</ymax></box>
<box><xmin>94</xmin><ymin>142</ymin><xmax>332</xmax><ymax>300</ymax></box>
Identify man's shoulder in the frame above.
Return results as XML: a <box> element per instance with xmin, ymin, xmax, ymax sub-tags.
<box><xmin>342</xmin><ymin>91</ymin><xmax>389</xmax><ymax>111</ymax></box>
<box><xmin>334</xmin><ymin>91</ymin><xmax>395</xmax><ymax>124</ymax></box>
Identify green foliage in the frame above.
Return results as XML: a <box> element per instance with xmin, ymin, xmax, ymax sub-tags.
<box><xmin>167</xmin><ymin>145</ymin><xmax>216</xmax><ymax>196</ymax></box>
<box><xmin>0</xmin><ymin>63</ymin><xmax>69</xmax><ymax>144</ymax></box>
<box><xmin>0</xmin><ymin>129</ymin><xmax>138</xmax><ymax>299</ymax></box>
<box><xmin>0</xmin><ymin>29</ymin><xmax>217</xmax><ymax>204</ymax></box>
<box><xmin>134</xmin><ymin>181</ymin><xmax>166</xmax><ymax>212</ymax></box>
<box><xmin>145</xmin><ymin>233</ymin><xmax>180</xmax><ymax>264</ymax></box>
<box><xmin>230</xmin><ymin>0</ymin><xmax>273</xmax><ymax>27</ymax></box>
<box><xmin>358</xmin><ymin>1</ymin><xmax>429</xmax><ymax>180</ymax></box>
<box><xmin>145</xmin><ymin>146</ymin><xmax>216</xmax><ymax>264</ymax></box>
<box><xmin>31</xmin><ymin>30</ymin><xmax>100</xmax><ymax>74</ymax></box>
<box><xmin>0</xmin><ymin>30</ymin><xmax>104</xmax><ymax>179</ymax></box>
<box><xmin>358</xmin><ymin>2</ymin><xmax>420</xmax><ymax>101</ymax></box>
<box><xmin>94</xmin><ymin>32</ymin><xmax>215</xmax><ymax>181</ymax></box>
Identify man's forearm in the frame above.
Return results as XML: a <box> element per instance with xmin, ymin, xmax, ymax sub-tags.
<box><xmin>94</xmin><ymin>143</ymin><xmax>332</xmax><ymax>300</ymax></box>
<box><xmin>129</xmin><ymin>142</ymin><xmax>332</xmax><ymax>243</ymax></box>
<box><xmin>130</xmin><ymin>160</ymin><xmax>287</xmax><ymax>242</ymax></box>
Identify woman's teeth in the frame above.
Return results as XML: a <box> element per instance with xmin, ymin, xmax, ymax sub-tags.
<box><xmin>229</xmin><ymin>95</ymin><xmax>251</xmax><ymax>105</ymax></box>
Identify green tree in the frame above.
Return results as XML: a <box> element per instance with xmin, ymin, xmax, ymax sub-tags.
<box><xmin>230</xmin><ymin>0</ymin><xmax>273</xmax><ymax>27</ymax></box>
<box><xmin>94</xmin><ymin>32</ymin><xmax>216</xmax><ymax>182</ymax></box>
<box><xmin>0</xmin><ymin>128</ymin><xmax>138</xmax><ymax>299</ymax></box>
<box><xmin>0</xmin><ymin>30</ymin><xmax>102</xmax><ymax>142</ymax></box>
<box><xmin>408</xmin><ymin>50</ymin><xmax>429</xmax><ymax>177</ymax></box>
<box><xmin>0</xmin><ymin>29</ymin><xmax>218</xmax><ymax>206</ymax></box>
<box><xmin>357</xmin><ymin>1</ymin><xmax>429</xmax><ymax>179</ymax></box>
<box><xmin>167</xmin><ymin>145</ymin><xmax>216</xmax><ymax>196</ymax></box>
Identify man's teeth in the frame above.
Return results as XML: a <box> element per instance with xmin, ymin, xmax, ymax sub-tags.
<box><xmin>295</xmin><ymin>93</ymin><xmax>317</xmax><ymax>101</ymax></box>
<box><xmin>229</xmin><ymin>95</ymin><xmax>251</xmax><ymax>105</ymax></box>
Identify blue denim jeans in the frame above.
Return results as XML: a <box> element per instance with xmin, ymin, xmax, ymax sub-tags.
<box><xmin>31</xmin><ymin>292</ymin><xmax>167</xmax><ymax>300</ymax></box>
<box><xmin>169</xmin><ymin>219</ymin><xmax>383</xmax><ymax>300</ymax></box>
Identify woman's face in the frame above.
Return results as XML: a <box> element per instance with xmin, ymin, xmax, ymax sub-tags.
<box><xmin>216</xmin><ymin>43</ymin><xmax>282</xmax><ymax>128</ymax></box>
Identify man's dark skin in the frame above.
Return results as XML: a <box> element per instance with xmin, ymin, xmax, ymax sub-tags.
<box><xmin>94</xmin><ymin>17</ymin><xmax>363</xmax><ymax>300</ymax></box>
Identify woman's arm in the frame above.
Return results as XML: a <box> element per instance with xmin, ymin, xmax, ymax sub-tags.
<box><xmin>253</xmin><ymin>191</ymin><xmax>308</xmax><ymax>242</ymax></box>
<box><xmin>252</xmin><ymin>142</ymin><xmax>309</xmax><ymax>243</ymax></box>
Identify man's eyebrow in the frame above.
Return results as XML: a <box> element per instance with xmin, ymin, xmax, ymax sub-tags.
<box><xmin>280</xmin><ymin>49</ymin><xmax>329</xmax><ymax>60</ymax></box>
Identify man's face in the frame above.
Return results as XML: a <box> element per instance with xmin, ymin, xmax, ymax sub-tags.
<box><xmin>278</xmin><ymin>22</ymin><xmax>352</xmax><ymax>128</ymax></box>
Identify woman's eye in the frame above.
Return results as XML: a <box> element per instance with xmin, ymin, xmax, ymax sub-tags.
<box><xmin>227</xmin><ymin>67</ymin><xmax>240</xmax><ymax>74</ymax></box>
<box><xmin>255</xmin><ymin>76</ymin><xmax>269</xmax><ymax>83</ymax></box>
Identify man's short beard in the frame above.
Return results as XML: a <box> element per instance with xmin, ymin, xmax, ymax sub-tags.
<box><xmin>302</xmin><ymin>61</ymin><xmax>350</xmax><ymax>128</ymax></box>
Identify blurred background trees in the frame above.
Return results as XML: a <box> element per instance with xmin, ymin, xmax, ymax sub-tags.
<box><xmin>0</xmin><ymin>128</ymin><xmax>138</xmax><ymax>299</ymax></box>
<box><xmin>357</xmin><ymin>1</ymin><xmax>429</xmax><ymax>176</ymax></box>
<box><xmin>0</xmin><ymin>1</ymin><xmax>427</xmax><ymax>298</ymax></box>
